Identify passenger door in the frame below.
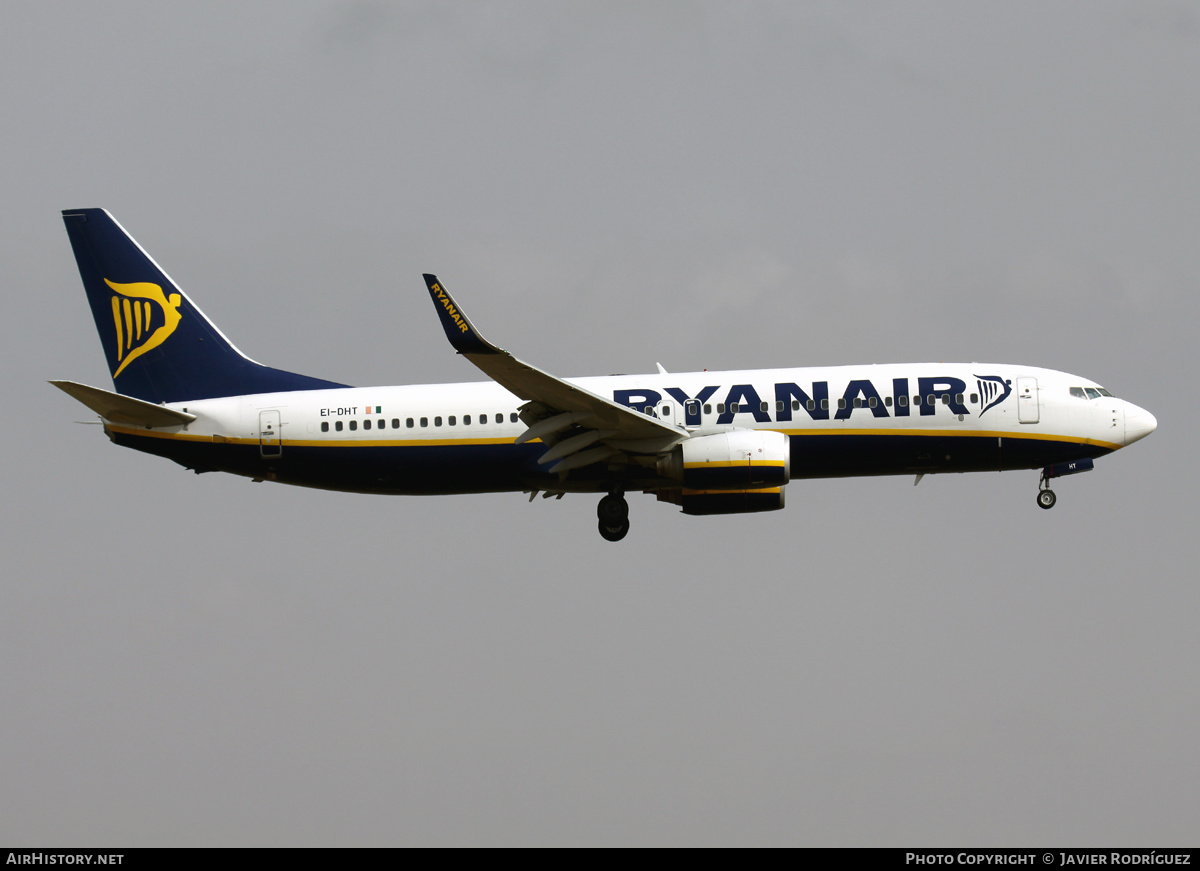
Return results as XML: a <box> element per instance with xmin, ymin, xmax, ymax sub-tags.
<box><xmin>1016</xmin><ymin>377</ymin><xmax>1039</xmax><ymax>424</ymax></box>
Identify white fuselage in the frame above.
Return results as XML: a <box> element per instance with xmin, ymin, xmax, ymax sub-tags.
<box><xmin>101</xmin><ymin>362</ymin><xmax>1155</xmax><ymax>496</ymax></box>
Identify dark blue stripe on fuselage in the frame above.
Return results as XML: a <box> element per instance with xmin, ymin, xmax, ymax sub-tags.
<box><xmin>786</xmin><ymin>432</ymin><xmax>1113</xmax><ymax>478</ymax></box>
<box><xmin>110</xmin><ymin>429</ymin><xmax>1114</xmax><ymax>495</ymax></box>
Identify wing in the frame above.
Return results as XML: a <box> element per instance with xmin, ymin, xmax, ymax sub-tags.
<box><xmin>422</xmin><ymin>274</ymin><xmax>683</xmax><ymax>473</ymax></box>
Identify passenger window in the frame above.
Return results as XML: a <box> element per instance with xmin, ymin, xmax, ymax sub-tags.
<box><xmin>1085</xmin><ymin>388</ymin><xmax>1101</xmax><ymax>400</ymax></box>
<box><xmin>717</xmin><ymin>403</ymin><xmax>725</xmax><ymax>414</ymax></box>
<box><xmin>807</xmin><ymin>399</ymin><xmax>816</xmax><ymax>411</ymax></box>
<box><xmin>760</xmin><ymin>401</ymin><xmax>769</xmax><ymax>413</ymax></box>
<box><xmin>778</xmin><ymin>401</ymin><xmax>785</xmax><ymax>412</ymax></box>
<box><xmin>392</xmin><ymin>419</ymin><xmax>400</xmax><ymax>429</ymax></box>
<box><xmin>898</xmin><ymin>395</ymin><xmax>908</xmax><ymax>407</ymax></box>
<box><xmin>662</xmin><ymin>405</ymin><xmax>671</xmax><ymax>416</ymax></box>
<box><xmin>363</xmin><ymin>419</ymin><xmax>371</xmax><ymax>430</ymax></box>
<box><xmin>820</xmin><ymin>399</ymin><xmax>829</xmax><ymax>410</ymax></box>
<box><xmin>955</xmin><ymin>393</ymin><xmax>964</xmax><ymax>404</ymax></box>
<box><xmin>729</xmin><ymin>403</ymin><xmax>739</xmax><ymax>414</ymax></box>
<box><xmin>941</xmin><ymin>394</ymin><xmax>950</xmax><ymax>405</ymax></box>
<box><xmin>464</xmin><ymin>415</ymin><xmax>471</xmax><ymax>425</ymax></box>
<box><xmin>321</xmin><ymin>421</ymin><xmax>329</xmax><ymax>432</ymax></box>
<box><xmin>434</xmin><ymin>416</ymin><xmax>442</xmax><ymax>427</ymax></box>
<box><xmin>792</xmin><ymin>400</ymin><xmax>800</xmax><ymax>411</ymax></box>
<box><xmin>869</xmin><ymin>397</ymin><xmax>878</xmax><ymax>408</ymax></box>
<box><xmin>406</xmin><ymin>418</ymin><xmax>414</xmax><ymax>428</ymax></box>
<box><xmin>495</xmin><ymin>413</ymin><xmax>502</xmax><ymax>424</ymax></box>
<box><xmin>449</xmin><ymin>416</ymin><xmax>456</xmax><ymax>426</ymax></box>
<box><xmin>510</xmin><ymin>413</ymin><xmax>518</xmax><ymax>423</ymax></box>
<box><xmin>335</xmin><ymin>421</ymin><xmax>343</xmax><ymax>431</ymax></box>
<box><xmin>970</xmin><ymin>393</ymin><xmax>978</xmax><ymax>404</ymax></box>
<box><xmin>420</xmin><ymin>417</ymin><xmax>428</xmax><ymax>427</ymax></box>
<box><xmin>838</xmin><ymin>398</ymin><xmax>847</xmax><ymax>409</ymax></box>
<box><xmin>913</xmin><ymin>395</ymin><xmax>921</xmax><ymax>406</ymax></box>
<box><xmin>884</xmin><ymin>396</ymin><xmax>892</xmax><ymax>407</ymax></box>
<box><xmin>926</xmin><ymin>395</ymin><xmax>935</xmax><ymax>406</ymax></box>
<box><xmin>853</xmin><ymin>398</ymin><xmax>862</xmax><ymax>408</ymax></box>
<box><xmin>703</xmin><ymin>404</ymin><xmax>712</xmax><ymax>415</ymax></box>
<box><xmin>350</xmin><ymin>420</ymin><xmax>358</xmax><ymax>431</ymax></box>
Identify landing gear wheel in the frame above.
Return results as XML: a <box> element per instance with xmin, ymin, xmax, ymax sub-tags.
<box><xmin>1037</xmin><ymin>489</ymin><xmax>1057</xmax><ymax>510</ymax></box>
<box><xmin>597</xmin><ymin>493</ymin><xmax>629</xmax><ymax>525</ymax></box>
<box><xmin>597</xmin><ymin>493</ymin><xmax>629</xmax><ymax>540</ymax></box>
<box><xmin>598</xmin><ymin>518</ymin><xmax>630</xmax><ymax>542</ymax></box>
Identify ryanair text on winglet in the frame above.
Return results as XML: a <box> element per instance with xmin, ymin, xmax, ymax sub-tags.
<box><xmin>431</xmin><ymin>283</ymin><xmax>470</xmax><ymax>334</ymax></box>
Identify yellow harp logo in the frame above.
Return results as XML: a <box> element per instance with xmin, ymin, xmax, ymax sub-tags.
<box><xmin>106</xmin><ymin>279</ymin><xmax>183</xmax><ymax>378</ymax></box>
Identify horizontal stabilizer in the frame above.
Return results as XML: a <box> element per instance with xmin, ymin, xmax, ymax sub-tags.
<box><xmin>50</xmin><ymin>380</ymin><xmax>196</xmax><ymax>427</ymax></box>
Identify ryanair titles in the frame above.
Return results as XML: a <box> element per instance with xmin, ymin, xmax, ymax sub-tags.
<box><xmin>614</xmin><ymin>375</ymin><xmax>1012</xmax><ymax>426</ymax></box>
<box><xmin>430</xmin><ymin>283</ymin><xmax>470</xmax><ymax>334</ymax></box>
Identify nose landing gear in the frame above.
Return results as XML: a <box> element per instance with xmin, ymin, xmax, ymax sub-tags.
<box><xmin>1036</xmin><ymin>458</ymin><xmax>1094</xmax><ymax>510</ymax></box>
<box><xmin>1037</xmin><ymin>468</ymin><xmax>1057</xmax><ymax>509</ymax></box>
<box><xmin>597</xmin><ymin>492</ymin><xmax>630</xmax><ymax>541</ymax></box>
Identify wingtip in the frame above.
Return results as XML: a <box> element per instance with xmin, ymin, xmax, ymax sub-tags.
<box><xmin>423</xmin><ymin>274</ymin><xmax>496</xmax><ymax>355</ymax></box>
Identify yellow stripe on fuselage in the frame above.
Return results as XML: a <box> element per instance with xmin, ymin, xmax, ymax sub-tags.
<box><xmin>683</xmin><ymin>460</ymin><xmax>787</xmax><ymax>468</ymax></box>
<box><xmin>681</xmin><ymin>487</ymin><xmax>782</xmax><ymax>496</ymax></box>
<box><xmin>103</xmin><ymin>424</ymin><xmax>1121</xmax><ymax>453</ymax></box>
<box><xmin>104</xmin><ymin>424</ymin><xmax>526</xmax><ymax>448</ymax></box>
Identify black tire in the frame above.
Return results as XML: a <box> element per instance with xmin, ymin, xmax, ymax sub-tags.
<box><xmin>1037</xmin><ymin>489</ymin><xmax>1057</xmax><ymax>510</ymax></box>
<box><xmin>598</xmin><ymin>518</ymin><xmax>630</xmax><ymax>542</ymax></box>
<box><xmin>597</xmin><ymin>494</ymin><xmax>629</xmax><ymax>525</ymax></box>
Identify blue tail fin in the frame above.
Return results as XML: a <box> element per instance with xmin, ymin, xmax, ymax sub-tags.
<box><xmin>62</xmin><ymin>209</ymin><xmax>348</xmax><ymax>403</ymax></box>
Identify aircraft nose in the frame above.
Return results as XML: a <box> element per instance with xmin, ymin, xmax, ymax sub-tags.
<box><xmin>1123</xmin><ymin>402</ymin><xmax>1158</xmax><ymax>446</ymax></box>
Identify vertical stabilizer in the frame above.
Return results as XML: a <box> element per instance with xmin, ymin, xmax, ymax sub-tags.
<box><xmin>62</xmin><ymin>209</ymin><xmax>347</xmax><ymax>403</ymax></box>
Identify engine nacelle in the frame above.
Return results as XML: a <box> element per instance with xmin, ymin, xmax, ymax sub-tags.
<box><xmin>658</xmin><ymin>429</ymin><xmax>791</xmax><ymax>490</ymax></box>
<box><xmin>657</xmin><ymin>486</ymin><xmax>786</xmax><ymax>516</ymax></box>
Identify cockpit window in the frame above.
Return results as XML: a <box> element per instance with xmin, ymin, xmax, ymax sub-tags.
<box><xmin>1071</xmin><ymin>386</ymin><xmax>1116</xmax><ymax>400</ymax></box>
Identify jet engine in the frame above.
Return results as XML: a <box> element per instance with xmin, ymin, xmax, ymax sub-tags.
<box><xmin>657</xmin><ymin>429</ymin><xmax>791</xmax><ymax>490</ymax></box>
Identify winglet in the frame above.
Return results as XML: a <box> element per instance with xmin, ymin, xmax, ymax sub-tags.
<box><xmin>418</xmin><ymin>273</ymin><xmax>683</xmax><ymax>445</ymax></box>
<box><xmin>423</xmin><ymin>274</ymin><xmax>498</xmax><ymax>355</ymax></box>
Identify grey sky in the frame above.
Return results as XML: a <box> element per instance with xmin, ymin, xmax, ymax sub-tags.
<box><xmin>2</xmin><ymin>1</ymin><xmax>1197</xmax><ymax>846</ymax></box>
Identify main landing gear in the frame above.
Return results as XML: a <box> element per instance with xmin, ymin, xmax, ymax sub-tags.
<box><xmin>597</xmin><ymin>492</ymin><xmax>630</xmax><ymax>542</ymax></box>
<box><xmin>1037</xmin><ymin>472</ymin><xmax>1057</xmax><ymax>510</ymax></box>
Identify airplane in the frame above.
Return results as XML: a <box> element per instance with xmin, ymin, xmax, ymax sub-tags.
<box><xmin>54</xmin><ymin>208</ymin><xmax>1157</xmax><ymax>541</ymax></box>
